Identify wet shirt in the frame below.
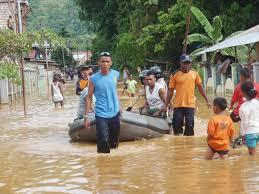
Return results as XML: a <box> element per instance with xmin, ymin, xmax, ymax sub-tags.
<box><xmin>231</xmin><ymin>82</ymin><xmax>259</xmax><ymax>115</ymax></box>
<box><xmin>169</xmin><ymin>70</ymin><xmax>202</xmax><ymax>108</ymax></box>
<box><xmin>239</xmin><ymin>99</ymin><xmax>259</xmax><ymax>136</ymax></box>
<box><xmin>91</xmin><ymin>69</ymin><xmax>120</xmax><ymax>118</ymax></box>
<box><xmin>207</xmin><ymin>114</ymin><xmax>235</xmax><ymax>151</ymax></box>
<box><xmin>145</xmin><ymin>82</ymin><xmax>164</xmax><ymax>109</ymax></box>
<box><xmin>126</xmin><ymin>79</ymin><xmax>137</xmax><ymax>93</ymax></box>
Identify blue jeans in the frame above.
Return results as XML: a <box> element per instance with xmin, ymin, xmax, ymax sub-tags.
<box><xmin>95</xmin><ymin>112</ymin><xmax>120</xmax><ymax>153</ymax></box>
<box><xmin>172</xmin><ymin>107</ymin><xmax>195</xmax><ymax>136</ymax></box>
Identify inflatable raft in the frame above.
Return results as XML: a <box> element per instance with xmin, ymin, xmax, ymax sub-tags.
<box><xmin>68</xmin><ymin>111</ymin><xmax>170</xmax><ymax>142</ymax></box>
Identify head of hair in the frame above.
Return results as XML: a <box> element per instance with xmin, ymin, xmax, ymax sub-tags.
<box><xmin>53</xmin><ymin>76</ymin><xmax>59</xmax><ymax>82</ymax></box>
<box><xmin>240</xmin><ymin>67</ymin><xmax>251</xmax><ymax>79</ymax></box>
<box><xmin>241</xmin><ymin>81</ymin><xmax>257</xmax><ymax>99</ymax></box>
<box><xmin>146</xmin><ymin>70</ymin><xmax>155</xmax><ymax>77</ymax></box>
<box><xmin>98</xmin><ymin>52</ymin><xmax>112</xmax><ymax>59</ymax></box>
<box><xmin>81</xmin><ymin>66</ymin><xmax>89</xmax><ymax>71</ymax></box>
<box><xmin>213</xmin><ymin>97</ymin><xmax>227</xmax><ymax>111</ymax></box>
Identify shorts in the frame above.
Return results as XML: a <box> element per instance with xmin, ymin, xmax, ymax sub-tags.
<box><xmin>147</xmin><ymin>108</ymin><xmax>159</xmax><ymax>115</ymax></box>
<box><xmin>245</xmin><ymin>133</ymin><xmax>259</xmax><ymax>148</ymax></box>
<box><xmin>208</xmin><ymin>145</ymin><xmax>229</xmax><ymax>155</ymax></box>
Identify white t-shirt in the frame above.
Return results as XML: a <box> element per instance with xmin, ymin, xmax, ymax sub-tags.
<box><xmin>239</xmin><ymin>99</ymin><xmax>259</xmax><ymax>136</ymax></box>
<box><xmin>145</xmin><ymin>82</ymin><xmax>164</xmax><ymax>109</ymax></box>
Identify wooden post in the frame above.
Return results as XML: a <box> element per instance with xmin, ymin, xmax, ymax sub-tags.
<box><xmin>231</xmin><ymin>63</ymin><xmax>238</xmax><ymax>91</ymax></box>
<box><xmin>256</xmin><ymin>42</ymin><xmax>259</xmax><ymax>62</ymax></box>
<box><xmin>0</xmin><ymin>79</ymin><xmax>9</xmax><ymax>104</ymax></box>
<box><xmin>220</xmin><ymin>73</ymin><xmax>226</xmax><ymax>96</ymax></box>
<box><xmin>211</xmin><ymin>65</ymin><xmax>217</xmax><ymax>94</ymax></box>
<box><xmin>20</xmin><ymin>58</ymin><xmax>26</xmax><ymax>115</ymax></box>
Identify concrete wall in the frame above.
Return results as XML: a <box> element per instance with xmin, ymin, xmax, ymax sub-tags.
<box><xmin>0</xmin><ymin>1</ymin><xmax>16</xmax><ymax>30</ymax></box>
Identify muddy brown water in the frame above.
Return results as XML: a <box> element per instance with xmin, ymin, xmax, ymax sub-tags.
<box><xmin>0</xmin><ymin>81</ymin><xmax>258</xmax><ymax>194</ymax></box>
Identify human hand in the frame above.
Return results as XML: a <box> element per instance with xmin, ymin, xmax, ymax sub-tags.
<box><xmin>242</xmin><ymin>136</ymin><xmax>246</xmax><ymax>145</ymax></box>
<box><xmin>161</xmin><ymin>104</ymin><xmax>168</xmax><ymax>113</ymax></box>
<box><xmin>206</xmin><ymin>101</ymin><xmax>212</xmax><ymax>109</ymax></box>
<box><xmin>153</xmin><ymin>111</ymin><xmax>160</xmax><ymax>117</ymax></box>
<box><xmin>84</xmin><ymin>117</ymin><xmax>90</xmax><ymax>128</ymax></box>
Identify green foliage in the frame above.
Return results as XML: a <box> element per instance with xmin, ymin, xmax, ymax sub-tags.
<box><xmin>74</xmin><ymin>0</ymin><xmax>259</xmax><ymax>68</ymax></box>
<box><xmin>0</xmin><ymin>30</ymin><xmax>32</xmax><ymax>59</ymax></box>
<box><xmin>113</xmin><ymin>33</ymin><xmax>144</xmax><ymax>71</ymax></box>
<box><xmin>190</xmin><ymin>6</ymin><xmax>213</xmax><ymax>39</ymax></box>
<box><xmin>27</xmin><ymin>0</ymin><xmax>94</xmax><ymax>50</ymax></box>
<box><xmin>0</xmin><ymin>62</ymin><xmax>22</xmax><ymax>85</ymax></box>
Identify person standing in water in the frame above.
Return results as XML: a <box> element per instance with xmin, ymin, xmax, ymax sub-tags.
<box><xmin>205</xmin><ymin>97</ymin><xmax>235</xmax><ymax>160</ymax></box>
<box><xmin>163</xmin><ymin>54</ymin><xmax>210</xmax><ymax>136</ymax></box>
<box><xmin>51</xmin><ymin>77</ymin><xmax>64</xmax><ymax>108</ymax></box>
<box><xmin>84</xmin><ymin>52</ymin><xmax>121</xmax><ymax>153</ymax></box>
<box><xmin>239</xmin><ymin>81</ymin><xmax>259</xmax><ymax>156</ymax></box>
<box><xmin>126</xmin><ymin>74</ymin><xmax>138</xmax><ymax>97</ymax></box>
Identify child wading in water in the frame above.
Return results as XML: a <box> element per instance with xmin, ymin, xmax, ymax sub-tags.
<box><xmin>205</xmin><ymin>97</ymin><xmax>235</xmax><ymax>160</ymax></box>
<box><xmin>126</xmin><ymin>74</ymin><xmax>138</xmax><ymax>97</ymax></box>
<box><xmin>51</xmin><ymin>77</ymin><xmax>64</xmax><ymax>108</ymax></box>
<box><xmin>239</xmin><ymin>81</ymin><xmax>259</xmax><ymax>155</ymax></box>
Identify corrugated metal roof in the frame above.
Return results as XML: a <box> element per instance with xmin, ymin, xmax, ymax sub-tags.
<box><xmin>196</xmin><ymin>24</ymin><xmax>259</xmax><ymax>55</ymax></box>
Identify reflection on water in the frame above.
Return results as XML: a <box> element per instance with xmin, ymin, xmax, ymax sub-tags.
<box><xmin>0</xmin><ymin>81</ymin><xmax>258</xmax><ymax>194</ymax></box>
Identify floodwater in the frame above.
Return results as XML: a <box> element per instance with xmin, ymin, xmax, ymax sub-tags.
<box><xmin>0</xmin><ymin>81</ymin><xmax>258</xmax><ymax>194</ymax></box>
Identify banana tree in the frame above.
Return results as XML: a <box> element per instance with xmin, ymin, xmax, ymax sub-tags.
<box><xmin>187</xmin><ymin>6</ymin><xmax>223</xmax><ymax>56</ymax></box>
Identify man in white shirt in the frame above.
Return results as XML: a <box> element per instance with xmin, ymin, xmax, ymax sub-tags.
<box><xmin>139</xmin><ymin>71</ymin><xmax>166</xmax><ymax>117</ymax></box>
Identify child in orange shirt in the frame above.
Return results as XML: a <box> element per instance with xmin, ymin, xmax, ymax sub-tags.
<box><xmin>205</xmin><ymin>97</ymin><xmax>235</xmax><ymax>160</ymax></box>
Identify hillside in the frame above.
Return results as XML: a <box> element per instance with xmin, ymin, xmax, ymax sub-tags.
<box><xmin>27</xmin><ymin>0</ymin><xmax>95</xmax><ymax>48</ymax></box>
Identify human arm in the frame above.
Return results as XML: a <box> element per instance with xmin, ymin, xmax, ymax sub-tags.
<box><xmin>76</xmin><ymin>80</ymin><xmax>81</xmax><ymax>95</ymax></box>
<box><xmin>58</xmin><ymin>83</ymin><xmax>64</xmax><ymax>97</ymax></box>
<box><xmin>229</xmin><ymin>87</ymin><xmax>239</xmax><ymax>109</ymax></box>
<box><xmin>153</xmin><ymin>88</ymin><xmax>167</xmax><ymax>116</ymax></box>
<box><xmin>139</xmin><ymin>91</ymin><xmax>149</xmax><ymax>113</ymax></box>
<box><xmin>207</xmin><ymin>119</ymin><xmax>215</xmax><ymax>142</ymax></box>
<box><xmin>84</xmin><ymin>79</ymin><xmax>94</xmax><ymax>128</ymax></box>
<box><xmin>228</xmin><ymin>120</ymin><xmax>235</xmax><ymax>142</ymax></box>
<box><xmin>162</xmin><ymin>75</ymin><xmax>175</xmax><ymax>112</ymax></box>
<box><xmin>239</xmin><ymin>106</ymin><xmax>249</xmax><ymax>137</ymax></box>
<box><xmin>197</xmin><ymin>84</ymin><xmax>211</xmax><ymax>108</ymax></box>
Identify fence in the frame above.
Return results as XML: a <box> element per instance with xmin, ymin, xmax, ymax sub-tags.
<box><xmin>0</xmin><ymin>62</ymin><xmax>54</xmax><ymax>104</ymax></box>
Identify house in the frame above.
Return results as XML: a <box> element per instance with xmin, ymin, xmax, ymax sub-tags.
<box><xmin>72</xmin><ymin>51</ymin><xmax>92</xmax><ymax>65</ymax></box>
<box><xmin>0</xmin><ymin>0</ymin><xmax>30</xmax><ymax>32</ymax></box>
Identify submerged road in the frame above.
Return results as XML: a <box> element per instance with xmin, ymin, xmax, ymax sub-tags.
<box><xmin>0</xmin><ymin>81</ymin><xmax>258</xmax><ymax>194</ymax></box>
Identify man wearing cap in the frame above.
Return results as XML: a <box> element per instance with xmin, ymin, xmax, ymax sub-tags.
<box><xmin>76</xmin><ymin>66</ymin><xmax>91</xmax><ymax>95</ymax></box>
<box><xmin>84</xmin><ymin>52</ymin><xmax>121</xmax><ymax>153</ymax></box>
<box><xmin>163</xmin><ymin>54</ymin><xmax>210</xmax><ymax>136</ymax></box>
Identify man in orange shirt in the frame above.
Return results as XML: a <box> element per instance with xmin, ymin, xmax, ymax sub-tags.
<box><xmin>206</xmin><ymin>97</ymin><xmax>235</xmax><ymax>160</ymax></box>
<box><xmin>163</xmin><ymin>54</ymin><xmax>210</xmax><ymax>136</ymax></box>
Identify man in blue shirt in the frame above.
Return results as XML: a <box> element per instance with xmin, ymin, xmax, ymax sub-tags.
<box><xmin>84</xmin><ymin>52</ymin><xmax>121</xmax><ymax>153</ymax></box>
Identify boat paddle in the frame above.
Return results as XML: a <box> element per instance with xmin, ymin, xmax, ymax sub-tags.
<box><xmin>126</xmin><ymin>97</ymin><xmax>140</xmax><ymax>111</ymax></box>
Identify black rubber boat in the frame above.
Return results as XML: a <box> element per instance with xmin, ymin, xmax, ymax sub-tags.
<box><xmin>68</xmin><ymin>111</ymin><xmax>170</xmax><ymax>142</ymax></box>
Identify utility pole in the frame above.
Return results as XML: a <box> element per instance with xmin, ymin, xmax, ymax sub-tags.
<box><xmin>62</xmin><ymin>47</ymin><xmax>66</xmax><ymax>80</ymax></box>
<box><xmin>44</xmin><ymin>41</ymin><xmax>50</xmax><ymax>96</ymax></box>
<box><xmin>17</xmin><ymin>0</ymin><xmax>27</xmax><ymax>116</ymax></box>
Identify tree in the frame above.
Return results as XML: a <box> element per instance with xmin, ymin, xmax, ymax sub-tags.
<box><xmin>187</xmin><ymin>6</ymin><xmax>223</xmax><ymax>55</ymax></box>
<box><xmin>0</xmin><ymin>30</ymin><xmax>33</xmax><ymax>85</ymax></box>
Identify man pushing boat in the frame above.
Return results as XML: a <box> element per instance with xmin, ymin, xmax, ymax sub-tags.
<box><xmin>84</xmin><ymin>52</ymin><xmax>121</xmax><ymax>153</ymax></box>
